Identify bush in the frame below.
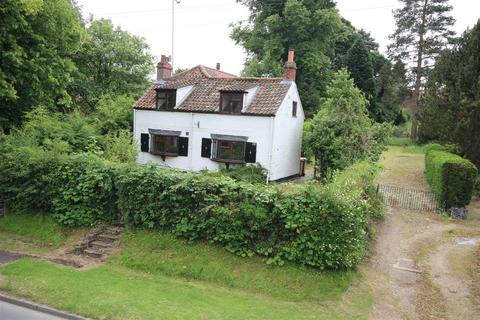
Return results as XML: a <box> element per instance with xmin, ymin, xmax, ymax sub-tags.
<box><xmin>207</xmin><ymin>164</ymin><xmax>267</xmax><ymax>184</ymax></box>
<box><xmin>425</xmin><ymin>147</ymin><xmax>477</xmax><ymax>208</ymax></box>
<box><xmin>0</xmin><ymin>146</ymin><xmax>383</xmax><ymax>269</ymax></box>
<box><xmin>115</xmin><ymin>161</ymin><xmax>382</xmax><ymax>269</ymax></box>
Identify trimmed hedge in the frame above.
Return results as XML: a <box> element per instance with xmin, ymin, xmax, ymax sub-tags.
<box><xmin>425</xmin><ymin>145</ymin><xmax>477</xmax><ymax>208</ymax></box>
<box><xmin>0</xmin><ymin>148</ymin><xmax>383</xmax><ymax>269</ymax></box>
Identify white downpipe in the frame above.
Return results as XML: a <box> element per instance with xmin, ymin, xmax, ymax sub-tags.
<box><xmin>266</xmin><ymin>116</ymin><xmax>275</xmax><ymax>184</ymax></box>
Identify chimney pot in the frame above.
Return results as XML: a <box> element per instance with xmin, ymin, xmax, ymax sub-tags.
<box><xmin>283</xmin><ymin>49</ymin><xmax>297</xmax><ymax>81</ymax></box>
<box><xmin>157</xmin><ymin>54</ymin><xmax>173</xmax><ymax>80</ymax></box>
<box><xmin>216</xmin><ymin>62</ymin><xmax>221</xmax><ymax>71</ymax></box>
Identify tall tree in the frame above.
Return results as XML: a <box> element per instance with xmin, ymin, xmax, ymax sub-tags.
<box><xmin>231</xmin><ymin>0</ymin><xmax>346</xmax><ymax>117</ymax></box>
<box><xmin>304</xmin><ymin>69</ymin><xmax>391</xmax><ymax>177</ymax></box>
<box><xmin>71</xmin><ymin>19</ymin><xmax>154</xmax><ymax>111</ymax></box>
<box><xmin>388</xmin><ymin>0</ymin><xmax>455</xmax><ymax>139</ymax></box>
<box><xmin>419</xmin><ymin>20</ymin><xmax>480</xmax><ymax>167</ymax></box>
<box><xmin>336</xmin><ymin>28</ymin><xmax>404</xmax><ymax>123</ymax></box>
<box><xmin>0</xmin><ymin>0</ymin><xmax>84</xmax><ymax>131</ymax></box>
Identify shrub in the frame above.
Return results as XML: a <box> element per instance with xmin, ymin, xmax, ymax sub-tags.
<box><xmin>425</xmin><ymin>147</ymin><xmax>477</xmax><ymax>208</ymax></box>
<box><xmin>115</xmin><ymin>161</ymin><xmax>382</xmax><ymax>269</ymax></box>
<box><xmin>0</xmin><ymin>145</ymin><xmax>383</xmax><ymax>269</ymax></box>
<box><xmin>215</xmin><ymin>164</ymin><xmax>267</xmax><ymax>184</ymax></box>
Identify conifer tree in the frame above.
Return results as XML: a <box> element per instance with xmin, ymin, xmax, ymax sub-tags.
<box><xmin>388</xmin><ymin>0</ymin><xmax>455</xmax><ymax>139</ymax></box>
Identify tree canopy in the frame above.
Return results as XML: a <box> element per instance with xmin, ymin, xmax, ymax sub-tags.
<box><xmin>0</xmin><ymin>0</ymin><xmax>84</xmax><ymax>131</ymax></box>
<box><xmin>419</xmin><ymin>20</ymin><xmax>480</xmax><ymax>167</ymax></box>
<box><xmin>388</xmin><ymin>0</ymin><xmax>455</xmax><ymax>139</ymax></box>
<box><xmin>0</xmin><ymin>1</ymin><xmax>154</xmax><ymax>131</ymax></box>
<box><xmin>71</xmin><ymin>19</ymin><xmax>154</xmax><ymax>111</ymax></box>
<box><xmin>231</xmin><ymin>0</ymin><xmax>346</xmax><ymax>117</ymax></box>
<box><xmin>304</xmin><ymin>70</ymin><xmax>391</xmax><ymax>177</ymax></box>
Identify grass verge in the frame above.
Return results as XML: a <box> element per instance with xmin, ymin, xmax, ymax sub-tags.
<box><xmin>0</xmin><ymin>258</ymin><xmax>372</xmax><ymax>320</ymax></box>
<box><xmin>112</xmin><ymin>230</ymin><xmax>357</xmax><ymax>302</ymax></box>
<box><xmin>0</xmin><ymin>212</ymin><xmax>70</xmax><ymax>254</ymax></box>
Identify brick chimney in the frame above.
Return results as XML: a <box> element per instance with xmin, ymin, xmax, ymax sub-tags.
<box><xmin>283</xmin><ymin>49</ymin><xmax>297</xmax><ymax>81</ymax></box>
<box><xmin>216</xmin><ymin>62</ymin><xmax>221</xmax><ymax>71</ymax></box>
<box><xmin>156</xmin><ymin>55</ymin><xmax>172</xmax><ymax>80</ymax></box>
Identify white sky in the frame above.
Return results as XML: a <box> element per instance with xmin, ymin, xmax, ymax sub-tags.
<box><xmin>75</xmin><ymin>0</ymin><xmax>480</xmax><ymax>75</ymax></box>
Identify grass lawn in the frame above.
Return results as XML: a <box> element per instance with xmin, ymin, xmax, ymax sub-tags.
<box><xmin>0</xmin><ymin>216</ymin><xmax>374</xmax><ymax>319</ymax></box>
<box><xmin>0</xmin><ymin>212</ymin><xmax>71</xmax><ymax>254</ymax></box>
<box><xmin>113</xmin><ymin>230</ymin><xmax>357</xmax><ymax>302</ymax></box>
<box><xmin>378</xmin><ymin>145</ymin><xmax>429</xmax><ymax>191</ymax></box>
<box><xmin>0</xmin><ymin>258</ymin><xmax>372</xmax><ymax>320</ymax></box>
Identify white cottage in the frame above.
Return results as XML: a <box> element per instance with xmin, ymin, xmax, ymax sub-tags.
<box><xmin>133</xmin><ymin>49</ymin><xmax>305</xmax><ymax>182</ymax></box>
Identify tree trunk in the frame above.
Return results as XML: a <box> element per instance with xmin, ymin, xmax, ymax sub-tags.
<box><xmin>411</xmin><ymin>0</ymin><xmax>428</xmax><ymax>140</ymax></box>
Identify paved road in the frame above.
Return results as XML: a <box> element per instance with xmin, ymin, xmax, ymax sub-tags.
<box><xmin>0</xmin><ymin>300</ymin><xmax>66</xmax><ymax>320</ymax></box>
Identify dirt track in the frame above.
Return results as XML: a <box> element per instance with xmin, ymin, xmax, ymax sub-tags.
<box><xmin>368</xmin><ymin>147</ymin><xmax>480</xmax><ymax>320</ymax></box>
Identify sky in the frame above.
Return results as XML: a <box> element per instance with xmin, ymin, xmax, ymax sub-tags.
<box><xmin>75</xmin><ymin>0</ymin><xmax>480</xmax><ymax>75</ymax></box>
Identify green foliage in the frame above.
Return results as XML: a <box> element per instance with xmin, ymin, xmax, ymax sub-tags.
<box><xmin>71</xmin><ymin>19</ymin><xmax>153</xmax><ymax>110</ymax></box>
<box><xmin>0</xmin><ymin>144</ymin><xmax>383</xmax><ymax>268</ymax></box>
<box><xmin>388</xmin><ymin>0</ymin><xmax>455</xmax><ymax>138</ymax></box>
<box><xmin>231</xmin><ymin>0</ymin><xmax>346</xmax><ymax>117</ymax></box>
<box><xmin>0</xmin><ymin>212</ymin><xmax>67</xmax><ymax>247</ymax></box>
<box><xmin>208</xmin><ymin>164</ymin><xmax>267</xmax><ymax>184</ymax></box>
<box><xmin>425</xmin><ymin>147</ymin><xmax>477</xmax><ymax>208</ymax></box>
<box><xmin>91</xmin><ymin>95</ymin><xmax>134</xmax><ymax>134</ymax></box>
<box><xmin>114</xmin><ymin>230</ymin><xmax>358</xmax><ymax>301</ymax></box>
<box><xmin>0</xmin><ymin>0</ymin><xmax>84</xmax><ymax>130</ymax></box>
<box><xmin>101</xmin><ymin>129</ymin><xmax>138</xmax><ymax>164</ymax></box>
<box><xmin>115</xmin><ymin>160</ymin><xmax>382</xmax><ymax>269</ymax></box>
<box><xmin>304</xmin><ymin>70</ymin><xmax>392</xmax><ymax>176</ymax></box>
<box><xmin>419</xmin><ymin>21</ymin><xmax>480</xmax><ymax>168</ymax></box>
<box><xmin>49</xmin><ymin>154</ymin><xmax>117</xmax><ymax>226</ymax></box>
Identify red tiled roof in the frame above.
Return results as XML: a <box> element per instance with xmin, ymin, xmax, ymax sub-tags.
<box><xmin>134</xmin><ymin>65</ymin><xmax>291</xmax><ymax>116</ymax></box>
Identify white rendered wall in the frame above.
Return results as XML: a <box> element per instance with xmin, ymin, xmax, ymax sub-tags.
<box><xmin>134</xmin><ymin>110</ymin><xmax>274</xmax><ymax>173</ymax></box>
<box><xmin>269</xmin><ymin>82</ymin><xmax>305</xmax><ymax>181</ymax></box>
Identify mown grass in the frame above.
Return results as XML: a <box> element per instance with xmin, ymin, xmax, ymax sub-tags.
<box><xmin>0</xmin><ymin>256</ymin><xmax>373</xmax><ymax>320</ymax></box>
<box><xmin>0</xmin><ymin>215</ymin><xmax>374</xmax><ymax>320</ymax></box>
<box><xmin>112</xmin><ymin>230</ymin><xmax>357</xmax><ymax>302</ymax></box>
<box><xmin>0</xmin><ymin>212</ymin><xmax>69</xmax><ymax>253</ymax></box>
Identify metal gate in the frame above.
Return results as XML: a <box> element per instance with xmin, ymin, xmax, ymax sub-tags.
<box><xmin>378</xmin><ymin>184</ymin><xmax>439</xmax><ymax>212</ymax></box>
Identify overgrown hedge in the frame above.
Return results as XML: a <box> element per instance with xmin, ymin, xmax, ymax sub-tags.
<box><xmin>425</xmin><ymin>144</ymin><xmax>478</xmax><ymax>208</ymax></box>
<box><xmin>0</xmin><ymin>146</ymin><xmax>383</xmax><ymax>269</ymax></box>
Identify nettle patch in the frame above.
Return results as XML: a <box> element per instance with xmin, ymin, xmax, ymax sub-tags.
<box><xmin>0</xmin><ymin>148</ymin><xmax>383</xmax><ymax>269</ymax></box>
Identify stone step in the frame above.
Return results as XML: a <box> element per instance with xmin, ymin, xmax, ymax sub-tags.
<box><xmin>97</xmin><ymin>233</ymin><xmax>121</xmax><ymax>243</ymax></box>
<box><xmin>84</xmin><ymin>249</ymin><xmax>104</xmax><ymax>259</ymax></box>
<box><xmin>90</xmin><ymin>241</ymin><xmax>113</xmax><ymax>250</ymax></box>
<box><xmin>104</xmin><ymin>226</ymin><xmax>124</xmax><ymax>235</ymax></box>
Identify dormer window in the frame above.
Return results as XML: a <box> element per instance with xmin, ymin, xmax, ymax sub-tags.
<box><xmin>220</xmin><ymin>91</ymin><xmax>244</xmax><ymax>114</ymax></box>
<box><xmin>156</xmin><ymin>89</ymin><xmax>176</xmax><ymax>110</ymax></box>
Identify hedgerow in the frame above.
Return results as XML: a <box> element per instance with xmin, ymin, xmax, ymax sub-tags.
<box><xmin>0</xmin><ymin>146</ymin><xmax>383</xmax><ymax>269</ymax></box>
<box><xmin>425</xmin><ymin>145</ymin><xmax>477</xmax><ymax>208</ymax></box>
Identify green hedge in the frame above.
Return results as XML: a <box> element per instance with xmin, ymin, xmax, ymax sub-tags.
<box><xmin>0</xmin><ymin>147</ymin><xmax>383</xmax><ymax>269</ymax></box>
<box><xmin>425</xmin><ymin>146</ymin><xmax>477</xmax><ymax>208</ymax></box>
